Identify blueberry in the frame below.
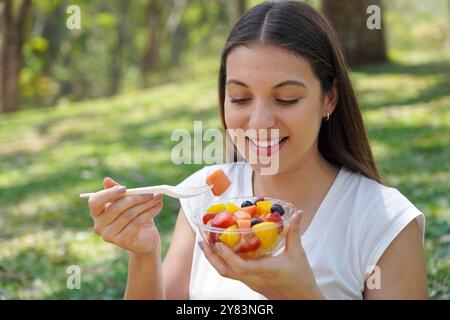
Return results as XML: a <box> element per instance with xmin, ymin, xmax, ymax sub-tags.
<box><xmin>271</xmin><ymin>204</ymin><xmax>285</xmax><ymax>216</ymax></box>
<box><xmin>254</xmin><ymin>197</ymin><xmax>265</xmax><ymax>204</ymax></box>
<box><xmin>241</xmin><ymin>200</ymin><xmax>254</xmax><ymax>208</ymax></box>
<box><xmin>251</xmin><ymin>217</ymin><xmax>263</xmax><ymax>226</ymax></box>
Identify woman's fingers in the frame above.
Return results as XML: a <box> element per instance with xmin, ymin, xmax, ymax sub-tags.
<box><xmin>103</xmin><ymin>176</ymin><xmax>120</xmax><ymax>189</ymax></box>
<box><xmin>102</xmin><ymin>178</ymin><xmax>122</xmax><ymax>211</ymax></box>
<box><xmin>113</xmin><ymin>201</ymin><xmax>164</xmax><ymax>244</ymax></box>
<box><xmin>199</xmin><ymin>241</ymin><xmax>234</xmax><ymax>279</ymax></box>
<box><xmin>214</xmin><ymin>242</ymin><xmax>252</xmax><ymax>274</ymax></box>
<box><xmin>88</xmin><ymin>185</ymin><xmax>127</xmax><ymax>217</ymax></box>
<box><xmin>98</xmin><ymin>197</ymin><xmax>163</xmax><ymax>238</ymax></box>
<box><xmin>99</xmin><ymin>194</ymin><xmax>162</xmax><ymax>226</ymax></box>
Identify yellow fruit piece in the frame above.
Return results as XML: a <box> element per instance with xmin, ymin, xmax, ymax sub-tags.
<box><xmin>219</xmin><ymin>225</ymin><xmax>240</xmax><ymax>248</ymax></box>
<box><xmin>252</xmin><ymin>222</ymin><xmax>278</xmax><ymax>249</ymax></box>
<box><xmin>207</xmin><ymin>203</ymin><xmax>225</xmax><ymax>214</ymax></box>
<box><xmin>225</xmin><ymin>202</ymin><xmax>240</xmax><ymax>214</ymax></box>
<box><xmin>256</xmin><ymin>200</ymin><xmax>272</xmax><ymax>217</ymax></box>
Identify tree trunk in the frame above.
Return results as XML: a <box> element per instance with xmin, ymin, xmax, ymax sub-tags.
<box><xmin>165</xmin><ymin>0</ymin><xmax>186</xmax><ymax>37</ymax></box>
<box><xmin>165</xmin><ymin>0</ymin><xmax>187</xmax><ymax>67</ymax></box>
<box><xmin>141</xmin><ymin>0</ymin><xmax>162</xmax><ymax>88</ymax></box>
<box><xmin>41</xmin><ymin>1</ymin><xmax>66</xmax><ymax>76</ymax></box>
<box><xmin>1</xmin><ymin>0</ymin><xmax>32</xmax><ymax>113</ymax></box>
<box><xmin>109</xmin><ymin>1</ymin><xmax>130</xmax><ymax>95</ymax></box>
<box><xmin>322</xmin><ymin>0</ymin><xmax>387</xmax><ymax>67</ymax></box>
<box><xmin>1</xmin><ymin>0</ymin><xmax>17</xmax><ymax>113</ymax></box>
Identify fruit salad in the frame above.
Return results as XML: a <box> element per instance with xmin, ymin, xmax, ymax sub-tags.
<box><xmin>196</xmin><ymin>197</ymin><xmax>295</xmax><ymax>259</ymax></box>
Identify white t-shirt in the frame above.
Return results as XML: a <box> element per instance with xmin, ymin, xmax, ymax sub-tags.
<box><xmin>178</xmin><ymin>161</ymin><xmax>425</xmax><ymax>300</ymax></box>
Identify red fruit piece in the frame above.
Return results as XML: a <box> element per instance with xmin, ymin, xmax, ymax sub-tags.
<box><xmin>266</xmin><ymin>212</ymin><xmax>283</xmax><ymax>233</ymax></box>
<box><xmin>237</xmin><ymin>236</ymin><xmax>261</xmax><ymax>253</ymax></box>
<box><xmin>208</xmin><ymin>232</ymin><xmax>220</xmax><ymax>244</ymax></box>
<box><xmin>266</xmin><ymin>212</ymin><xmax>281</xmax><ymax>222</ymax></box>
<box><xmin>211</xmin><ymin>211</ymin><xmax>236</xmax><ymax>229</ymax></box>
<box><xmin>202</xmin><ymin>213</ymin><xmax>216</xmax><ymax>225</ymax></box>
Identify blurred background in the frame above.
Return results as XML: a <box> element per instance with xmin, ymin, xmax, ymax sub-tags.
<box><xmin>0</xmin><ymin>0</ymin><xmax>448</xmax><ymax>299</ymax></box>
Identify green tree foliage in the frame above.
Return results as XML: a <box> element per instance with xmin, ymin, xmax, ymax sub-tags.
<box><xmin>4</xmin><ymin>0</ymin><xmax>237</xmax><ymax>110</ymax></box>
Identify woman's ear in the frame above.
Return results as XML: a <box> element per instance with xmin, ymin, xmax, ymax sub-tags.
<box><xmin>323</xmin><ymin>80</ymin><xmax>338</xmax><ymax>116</ymax></box>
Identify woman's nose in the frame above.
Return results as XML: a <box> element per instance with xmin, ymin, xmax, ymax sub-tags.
<box><xmin>248</xmin><ymin>99</ymin><xmax>276</xmax><ymax>130</ymax></box>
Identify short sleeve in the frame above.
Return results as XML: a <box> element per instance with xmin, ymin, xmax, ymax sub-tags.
<box><xmin>177</xmin><ymin>166</ymin><xmax>210</xmax><ymax>232</ymax></box>
<box><xmin>358</xmin><ymin>188</ymin><xmax>425</xmax><ymax>285</ymax></box>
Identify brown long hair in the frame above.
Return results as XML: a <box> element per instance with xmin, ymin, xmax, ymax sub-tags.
<box><xmin>218</xmin><ymin>1</ymin><xmax>382</xmax><ymax>183</ymax></box>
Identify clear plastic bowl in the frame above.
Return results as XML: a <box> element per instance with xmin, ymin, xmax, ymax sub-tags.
<box><xmin>194</xmin><ymin>196</ymin><xmax>297</xmax><ymax>259</ymax></box>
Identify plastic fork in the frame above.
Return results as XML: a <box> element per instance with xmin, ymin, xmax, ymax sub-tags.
<box><xmin>79</xmin><ymin>184</ymin><xmax>213</xmax><ymax>199</ymax></box>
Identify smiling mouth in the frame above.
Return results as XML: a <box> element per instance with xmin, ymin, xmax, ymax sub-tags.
<box><xmin>248</xmin><ymin>136</ymin><xmax>288</xmax><ymax>147</ymax></box>
<box><xmin>246</xmin><ymin>136</ymin><xmax>289</xmax><ymax>157</ymax></box>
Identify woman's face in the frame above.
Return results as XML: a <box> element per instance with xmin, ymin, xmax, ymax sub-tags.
<box><xmin>224</xmin><ymin>44</ymin><xmax>334</xmax><ymax>175</ymax></box>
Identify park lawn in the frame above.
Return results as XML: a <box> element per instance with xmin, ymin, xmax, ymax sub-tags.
<box><xmin>0</xmin><ymin>52</ymin><xmax>449</xmax><ymax>299</ymax></box>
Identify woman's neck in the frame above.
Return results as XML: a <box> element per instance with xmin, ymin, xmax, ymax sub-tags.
<box><xmin>252</xmin><ymin>145</ymin><xmax>340</xmax><ymax>211</ymax></box>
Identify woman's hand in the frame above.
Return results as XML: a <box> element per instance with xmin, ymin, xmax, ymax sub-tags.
<box><xmin>88</xmin><ymin>177</ymin><xmax>164</xmax><ymax>256</ymax></box>
<box><xmin>199</xmin><ymin>211</ymin><xmax>324</xmax><ymax>300</ymax></box>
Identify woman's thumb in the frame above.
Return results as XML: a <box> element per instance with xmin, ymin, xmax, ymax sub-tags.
<box><xmin>285</xmin><ymin>210</ymin><xmax>303</xmax><ymax>253</ymax></box>
<box><xmin>103</xmin><ymin>176</ymin><xmax>120</xmax><ymax>189</ymax></box>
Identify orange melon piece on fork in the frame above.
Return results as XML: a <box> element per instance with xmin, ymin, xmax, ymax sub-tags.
<box><xmin>206</xmin><ymin>169</ymin><xmax>231</xmax><ymax>196</ymax></box>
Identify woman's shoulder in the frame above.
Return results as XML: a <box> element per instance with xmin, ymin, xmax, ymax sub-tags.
<box><xmin>338</xmin><ymin>168</ymin><xmax>425</xmax><ymax>285</ymax></box>
<box><xmin>342</xmin><ymin>167</ymin><xmax>420</xmax><ymax>214</ymax></box>
<box><xmin>341</xmin><ymin>167</ymin><xmax>425</xmax><ymax>238</ymax></box>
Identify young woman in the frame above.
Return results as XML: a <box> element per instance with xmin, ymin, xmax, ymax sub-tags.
<box><xmin>87</xmin><ymin>1</ymin><xmax>427</xmax><ymax>299</ymax></box>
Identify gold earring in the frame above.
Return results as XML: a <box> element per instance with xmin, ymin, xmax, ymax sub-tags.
<box><xmin>324</xmin><ymin>112</ymin><xmax>330</xmax><ymax>121</ymax></box>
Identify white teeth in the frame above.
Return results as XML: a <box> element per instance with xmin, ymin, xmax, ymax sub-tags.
<box><xmin>249</xmin><ymin>138</ymin><xmax>282</xmax><ymax>148</ymax></box>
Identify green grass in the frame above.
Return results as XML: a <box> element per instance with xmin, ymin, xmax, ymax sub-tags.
<box><xmin>1</xmin><ymin>51</ymin><xmax>449</xmax><ymax>299</ymax></box>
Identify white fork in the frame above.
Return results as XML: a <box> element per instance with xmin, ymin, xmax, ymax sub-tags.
<box><xmin>79</xmin><ymin>184</ymin><xmax>213</xmax><ymax>199</ymax></box>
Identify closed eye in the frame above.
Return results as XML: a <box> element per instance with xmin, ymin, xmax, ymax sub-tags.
<box><xmin>275</xmin><ymin>98</ymin><xmax>300</xmax><ymax>106</ymax></box>
<box><xmin>230</xmin><ymin>98</ymin><xmax>251</xmax><ymax>105</ymax></box>
<box><xmin>229</xmin><ymin>98</ymin><xmax>301</xmax><ymax>106</ymax></box>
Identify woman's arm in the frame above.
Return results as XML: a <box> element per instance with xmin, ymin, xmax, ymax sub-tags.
<box><xmin>125</xmin><ymin>248</ymin><xmax>165</xmax><ymax>299</ymax></box>
<box><xmin>363</xmin><ymin>219</ymin><xmax>428</xmax><ymax>299</ymax></box>
<box><xmin>124</xmin><ymin>208</ymin><xmax>196</xmax><ymax>299</ymax></box>
<box><xmin>162</xmin><ymin>208</ymin><xmax>196</xmax><ymax>299</ymax></box>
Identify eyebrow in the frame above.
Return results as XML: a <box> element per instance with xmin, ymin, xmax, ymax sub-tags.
<box><xmin>226</xmin><ymin>79</ymin><xmax>307</xmax><ymax>89</ymax></box>
<box><xmin>273</xmin><ymin>80</ymin><xmax>307</xmax><ymax>89</ymax></box>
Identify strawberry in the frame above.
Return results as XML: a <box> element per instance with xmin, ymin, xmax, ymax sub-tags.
<box><xmin>237</xmin><ymin>236</ymin><xmax>261</xmax><ymax>253</ymax></box>
<box><xmin>211</xmin><ymin>211</ymin><xmax>236</xmax><ymax>229</ymax></box>
<box><xmin>202</xmin><ymin>213</ymin><xmax>216</xmax><ymax>225</ymax></box>
<box><xmin>208</xmin><ymin>232</ymin><xmax>220</xmax><ymax>244</ymax></box>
